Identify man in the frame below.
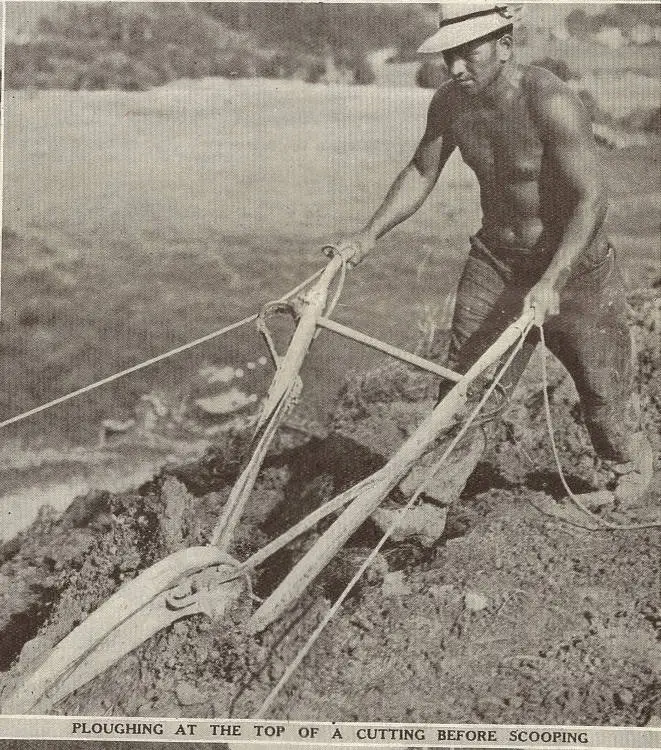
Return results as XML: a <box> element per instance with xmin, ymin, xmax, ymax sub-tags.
<box><xmin>328</xmin><ymin>5</ymin><xmax>653</xmax><ymax>541</ymax></box>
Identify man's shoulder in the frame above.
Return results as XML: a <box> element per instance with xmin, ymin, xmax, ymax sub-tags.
<box><xmin>521</xmin><ymin>64</ymin><xmax>576</xmax><ymax>106</ymax></box>
<box><xmin>520</xmin><ymin>64</ymin><xmax>585</xmax><ymax>129</ymax></box>
<box><xmin>429</xmin><ymin>80</ymin><xmax>459</xmax><ymax>108</ymax></box>
<box><xmin>426</xmin><ymin>80</ymin><xmax>463</xmax><ymax>126</ymax></box>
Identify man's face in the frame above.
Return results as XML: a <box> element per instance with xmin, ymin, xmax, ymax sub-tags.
<box><xmin>442</xmin><ymin>36</ymin><xmax>508</xmax><ymax>94</ymax></box>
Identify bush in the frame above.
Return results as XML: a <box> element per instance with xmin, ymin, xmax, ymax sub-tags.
<box><xmin>78</xmin><ymin>51</ymin><xmax>159</xmax><ymax>91</ymax></box>
<box><xmin>212</xmin><ymin>49</ymin><xmax>258</xmax><ymax>79</ymax></box>
<box><xmin>353</xmin><ymin>57</ymin><xmax>375</xmax><ymax>85</ymax></box>
<box><xmin>565</xmin><ymin>8</ymin><xmax>593</xmax><ymax>38</ymax></box>
<box><xmin>261</xmin><ymin>51</ymin><xmax>303</xmax><ymax>79</ymax></box>
<box><xmin>415</xmin><ymin>60</ymin><xmax>449</xmax><ymax>90</ymax></box>
<box><xmin>641</xmin><ymin>107</ymin><xmax>661</xmax><ymax>134</ymax></box>
<box><xmin>622</xmin><ymin>106</ymin><xmax>661</xmax><ymax>134</ymax></box>
<box><xmin>304</xmin><ymin>60</ymin><xmax>326</xmax><ymax>84</ymax></box>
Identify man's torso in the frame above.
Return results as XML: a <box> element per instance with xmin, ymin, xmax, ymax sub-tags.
<box><xmin>439</xmin><ymin>65</ymin><xmax>606</xmax><ymax>256</ymax></box>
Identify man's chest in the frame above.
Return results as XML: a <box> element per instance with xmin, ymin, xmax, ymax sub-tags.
<box><xmin>449</xmin><ymin>102</ymin><xmax>544</xmax><ymax>183</ymax></box>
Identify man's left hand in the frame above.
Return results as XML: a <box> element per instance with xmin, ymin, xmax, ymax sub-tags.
<box><xmin>523</xmin><ymin>277</ymin><xmax>560</xmax><ymax>326</ymax></box>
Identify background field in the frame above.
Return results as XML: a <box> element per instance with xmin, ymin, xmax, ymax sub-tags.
<box><xmin>2</xmin><ymin>78</ymin><xmax>481</xmax><ymax>443</ymax></box>
<box><xmin>1</xmin><ymin>78</ymin><xmax>484</xmax><ymax>535</ymax></box>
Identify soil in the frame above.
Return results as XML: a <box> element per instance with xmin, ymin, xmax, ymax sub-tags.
<box><xmin>0</xmin><ymin>288</ymin><xmax>659</xmax><ymax>730</ymax></box>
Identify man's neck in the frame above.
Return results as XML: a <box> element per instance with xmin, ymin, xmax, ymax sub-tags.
<box><xmin>480</xmin><ymin>61</ymin><xmax>520</xmax><ymax>107</ymax></box>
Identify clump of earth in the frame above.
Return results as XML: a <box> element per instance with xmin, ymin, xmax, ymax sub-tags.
<box><xmin>0</xmin><ymin>290</ymin><xmax>659</xmax><ymax>728</ymax></box>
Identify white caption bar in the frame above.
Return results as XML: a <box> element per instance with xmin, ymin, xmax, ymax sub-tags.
<box><xmin>0</xmin><ymin>716</ymin><xmax>659</xmax><ymax>748</ymax></box>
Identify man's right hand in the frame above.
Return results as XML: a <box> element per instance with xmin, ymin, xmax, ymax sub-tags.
<box><xmin>322</xmin><ymin>231</ymin><xmax>376</xmax><ymax>270</ymax></box>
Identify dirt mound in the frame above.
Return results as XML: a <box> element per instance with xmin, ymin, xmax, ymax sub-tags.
<box><xmin>0</xmin><ymin>292</ymin><xmax>659</xmax><ymax>725</ymax></box>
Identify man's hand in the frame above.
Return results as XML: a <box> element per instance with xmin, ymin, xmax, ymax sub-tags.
<box><xmin>322</xmin><ymin>231</ymin><xmax>376</xmax><ymax>270</ymax></box>
<box><xmin>523</xmin><ymin>276</ymin><xmax>561</xmax><ymax>326</ymax></box>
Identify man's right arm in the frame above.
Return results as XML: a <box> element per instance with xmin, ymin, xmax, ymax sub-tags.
<box><xmin>329</xmin><ymin>87</ymin><xmax>456</xmax><ymax>268</ymax></box>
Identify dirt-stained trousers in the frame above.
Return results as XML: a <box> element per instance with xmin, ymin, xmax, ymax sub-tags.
<box><xmin>440</xmin><ymin>233</ymin><xmax>639</xmax><ymax>464</ymax></box>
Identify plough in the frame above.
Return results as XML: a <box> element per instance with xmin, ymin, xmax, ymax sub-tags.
<box><xmin>2</xmin><ymin>250</ymin><xmax>535</xmax><ymax>715</ymax></box>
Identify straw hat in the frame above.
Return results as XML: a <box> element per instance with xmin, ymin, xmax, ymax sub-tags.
<box><xmin>418</xmin><ymin>4</ymin><xmax>519</xmax><ymax>54</ymax></box>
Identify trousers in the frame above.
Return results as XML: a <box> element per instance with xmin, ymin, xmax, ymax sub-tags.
<box><xmin>440</xmin><ymin>233</ymin><xmax>638</xmax><ymax>463</ymax></box>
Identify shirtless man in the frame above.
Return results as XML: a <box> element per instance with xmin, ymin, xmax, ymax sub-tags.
<box><xmin>328</xmin><ymin>5</ymin><xmax>653</xmax><ymax>534</ymax></box>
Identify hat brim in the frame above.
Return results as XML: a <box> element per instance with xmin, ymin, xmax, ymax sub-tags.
<box><xmin>417</xmin><ymin>15</ymin><xmax>511</xmax><ymax>54</ymax></box>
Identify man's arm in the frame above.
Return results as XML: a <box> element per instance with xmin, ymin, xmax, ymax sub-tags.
<box><xmin>524</xmin><ymin>84</ymin><xmax>607</xmax><ymax>324</ymax></box>
<box><xmin>363</xmin><ymin>91</ymin><xmax>456</xmax><ymax>240</ymax></box>
<box><xmin>329</xmin><ymin>87</ymin><xmax>456</xmax><ymax>268</ymax></box>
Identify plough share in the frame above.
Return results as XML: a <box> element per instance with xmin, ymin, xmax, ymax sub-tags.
<box><xmin>2</xmin><ymin>251</ymin><xmax>534</xmax><ymax>714</ymax></box>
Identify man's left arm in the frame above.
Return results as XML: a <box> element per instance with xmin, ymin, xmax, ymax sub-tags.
<box><xmin>524</xmin><ymin>87</ymin><xmax>607</xmax><ymax>325</ymax></box>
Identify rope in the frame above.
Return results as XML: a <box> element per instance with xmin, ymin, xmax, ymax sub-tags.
<box><xmin>253</xmin><ymin>319</ymin><xmax>532</xmax><ymax>719</ymax></box>
<box><xmin>538</xmin><ymin>324</ymin><xmax>660</xmax><ymax>531</ymax></box>
<box><xmin>0</xmin><ymin>268</ymin><xmax>326</xmax><ymax>431</ymax></box>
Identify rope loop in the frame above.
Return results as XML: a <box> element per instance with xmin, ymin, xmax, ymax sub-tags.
<box><xmin>537</xmin><ymin>323</ymin><xmax>660</xmax><ymax>531</ymax></box>
<box><xmin>256</xmin><ymin>300</ymin><xmax>300</xmax><ymax>367</ymax></box>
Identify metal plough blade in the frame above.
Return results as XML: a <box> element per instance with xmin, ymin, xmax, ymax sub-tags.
<box><xmin>2</xmin><ymin>548</ymin><xmax>247</xmax><ymax>714</ymax></box>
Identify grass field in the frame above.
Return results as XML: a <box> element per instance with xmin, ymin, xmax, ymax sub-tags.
<box><xmin>2</xmin><ymin>79</ymin><xmax>478</xmax><ymax>444</ymax></box>
<box><xmin>2</xmin><ymin>76</ymin><xmax>659</xmax><ymax>451</ymax></box>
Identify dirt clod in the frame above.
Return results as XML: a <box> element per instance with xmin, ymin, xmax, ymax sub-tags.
<box><xmin>175</xmin><ymin>681</ymin><xmax>207</xmax><ymax>707</ymax></box>
<box><xmin>464</xmin><ymin>591</ymin><xmax>489</xmax><ymax>612</ymax></box>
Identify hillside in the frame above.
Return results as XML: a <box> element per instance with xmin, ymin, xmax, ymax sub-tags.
<box><xmin>5</xmin><ymin>3</ymin><xmax>660</xmax><ymax>92</ymax></box>
<box><xmin>3</xmin><ymin>2</ymin><xmax>434</xmax><ymax>89</ymax></box>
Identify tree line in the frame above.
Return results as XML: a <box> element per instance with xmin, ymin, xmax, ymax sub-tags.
<box><xmin>5</xmin><ymin>2</ymin><xmax>434</xmax><ymax>90</ymax></box>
